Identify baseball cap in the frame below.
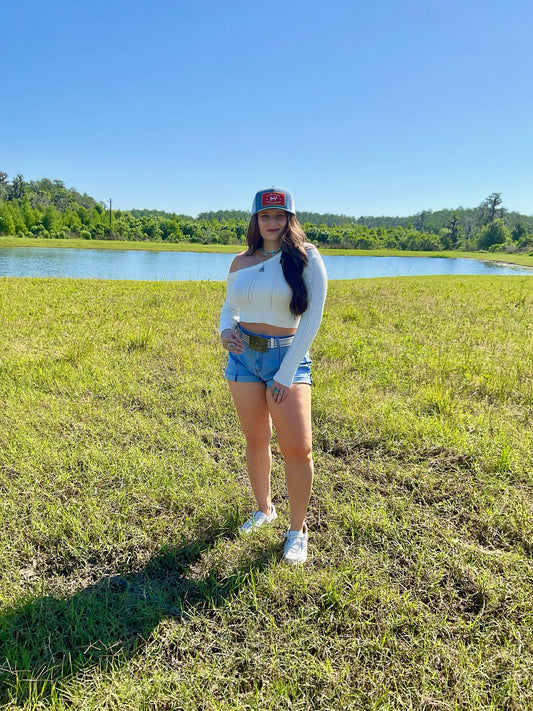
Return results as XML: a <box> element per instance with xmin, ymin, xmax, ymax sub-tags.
<box><xmin>251</xmin><ymin>187</ymin><xmax>296</xmax><ymax>216</ymax></box>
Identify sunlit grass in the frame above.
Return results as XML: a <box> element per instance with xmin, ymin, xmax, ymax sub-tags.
<box><xmin>0</xmin><ymin>275</ymin><xmax>532</xmax><ymax>709</ymax></box>
<box><xmin>0</xmin><ymin>236</ymin><xmax>242</xmax><ymax>253</ymax></box>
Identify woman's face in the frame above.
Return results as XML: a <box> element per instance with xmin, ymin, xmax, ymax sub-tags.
<box><xmin>257</xmin><ymin>209</ymin><xmax>288</xmax><ymax>243</ymax></box>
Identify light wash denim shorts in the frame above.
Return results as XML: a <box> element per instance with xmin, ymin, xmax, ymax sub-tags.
<box><xmin>225</xmin><ymin>325</ymin><xmax>312</xmax><ymax>388</ymax></box>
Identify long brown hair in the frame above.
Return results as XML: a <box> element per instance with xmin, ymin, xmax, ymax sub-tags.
<box><xmin>245</xmin><ymin>213</ymin><xmax>309</xmax><ymax>315</ymax></box>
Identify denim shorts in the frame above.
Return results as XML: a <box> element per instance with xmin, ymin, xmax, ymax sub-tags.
<box><xmin>225</xmin><ymin>325</ymin><xmax>312</xmax><ymax>388</ymax></box>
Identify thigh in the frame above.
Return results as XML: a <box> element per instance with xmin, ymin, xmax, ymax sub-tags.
<box><xmin>269</xmin><ymin>384</ymin><xmax>312</xmax><ymax>454</ymax></box>
<box><xmin>228</xmin><ymin>381</ymin><xmax>272</xmax><ymax>445</ymax></box>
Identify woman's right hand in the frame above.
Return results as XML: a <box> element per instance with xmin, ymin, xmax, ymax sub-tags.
<box><xmin>221</xmin><ymin>328</ymin><xmax>244</xmax><ymax>354</ymax></box>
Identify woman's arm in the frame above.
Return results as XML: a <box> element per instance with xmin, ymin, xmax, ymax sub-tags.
<box><xmin>219</xmin><ymin>270</ymin><xmax>239</xmax><ymax>334</ymax></box>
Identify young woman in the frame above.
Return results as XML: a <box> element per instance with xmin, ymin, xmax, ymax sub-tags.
<box><xmin>220</xmin><ymin>187</ymin><xmax>327</xmax><ymax>564</ymax></box>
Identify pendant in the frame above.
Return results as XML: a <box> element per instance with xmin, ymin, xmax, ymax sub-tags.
<box><xmin>259</xmin><ymin>264</ymin><xmax>264</xmax><ymax>272</ymax></box>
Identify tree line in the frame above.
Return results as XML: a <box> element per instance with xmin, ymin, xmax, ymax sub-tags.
<box><xmin>1</xmin><ymin>172</ymin><xmax>532</xmax><ymax>253</ymax></box>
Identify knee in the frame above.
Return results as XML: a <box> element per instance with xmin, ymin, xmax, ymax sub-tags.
<box><xmin>280</xmin><ymin>440</ymin><xmax>313</xmax><ymax>464</ymax></box>
<box><xmin>245</xmin><ymin>431</ymin><xmax>272</xmax><ymax>452</ymax></box>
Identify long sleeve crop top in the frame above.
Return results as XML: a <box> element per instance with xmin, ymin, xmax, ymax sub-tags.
<box><xmin>219</xmin><ymin>246</ymin><xmax>328</xmax><ymax>387</ymax></box>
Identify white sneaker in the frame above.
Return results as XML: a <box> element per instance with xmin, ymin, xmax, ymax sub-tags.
<box><xmin>240</xmin><ymin>504</ymin><xmax>278</xmax><ymax>534</ymax></box>
<box><xmin>283</xmin><ymin>523</ymin><xmax>308</xmax><ymax>564</ymax></box>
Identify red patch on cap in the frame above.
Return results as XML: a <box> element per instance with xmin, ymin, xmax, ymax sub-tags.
<box><xmin>261</xmin><ymin>192</ymin><xmax>286</xmax><ymax>208</ymax></box>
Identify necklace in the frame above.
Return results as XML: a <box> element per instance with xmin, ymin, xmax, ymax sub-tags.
<box><xmin>259</xmin><ymin>246</ymin><xmax>281</xmax><ymax>271</ymax></box>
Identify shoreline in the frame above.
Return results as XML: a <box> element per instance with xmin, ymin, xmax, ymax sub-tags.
<box><xmin>1</xmin><ymin>235</ymin><xmax>532</xmax><ymax>269</ymax></box>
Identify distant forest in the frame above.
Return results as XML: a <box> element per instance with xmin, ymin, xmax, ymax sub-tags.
<box><xmin>1</xmin><ymin>172</ymin><xmax>533</xmax><ymax>253</ymax></box>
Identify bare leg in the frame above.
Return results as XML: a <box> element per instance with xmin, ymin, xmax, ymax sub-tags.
<box><xmin>228</xmin><ymin>381</ymin><xmax>273</xmax><ymax>515</ymax></box>
<box><xmin>269</xmin><ymin>384</ymin><xmax>313</xmax><ymax>531</ymax></box>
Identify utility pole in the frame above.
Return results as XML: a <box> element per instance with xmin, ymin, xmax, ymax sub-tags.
<box><xmin>109</xmin><ymin>198</ymin><xmax>112</xmax><ymax>230</ymax></box>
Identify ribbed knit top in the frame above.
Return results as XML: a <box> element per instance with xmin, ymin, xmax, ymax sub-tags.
<box><xmin>219</xmin><ymin>246</ymin><xmax>327</xmax><ymax>386</ymax></box>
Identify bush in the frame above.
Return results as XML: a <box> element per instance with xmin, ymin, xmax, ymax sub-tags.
<box><xmin>476</xmin><ymin>219</ymin><xmax>511</xmax><ymax>250</ymax></box>
<box><xmin>31</xmin><ymin>224</ymin><xmax>50</xmax><ymax>238</ymax></box>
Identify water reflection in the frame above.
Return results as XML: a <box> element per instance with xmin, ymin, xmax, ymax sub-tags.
<box><xmin>0</xmin><ymin>246</ymin><xmax>532</xmax><ymax>281</ymax></box>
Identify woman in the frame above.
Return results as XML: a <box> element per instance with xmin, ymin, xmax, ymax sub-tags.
<box><xmin>220</xmin><ymin>187</ymin><xmax>327</xmax><ymax>564</ymax></box>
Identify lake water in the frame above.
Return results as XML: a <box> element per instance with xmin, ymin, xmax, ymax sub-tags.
<box><xmin>0</xmin><ymin>246</ymin><xmax>532</xmax><ymax>281</ymax></box>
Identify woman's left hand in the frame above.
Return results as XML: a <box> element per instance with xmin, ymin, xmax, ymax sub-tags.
<box><xmin>270</xmin><ymin>381</ymin><xmax>289</xmax><ymax>404</ymax></box>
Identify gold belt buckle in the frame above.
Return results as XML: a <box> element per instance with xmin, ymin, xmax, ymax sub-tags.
<box><xmin>249</xmin><ymin>335</ymin><xmax>268</xmax><ymax>352</ymax></box>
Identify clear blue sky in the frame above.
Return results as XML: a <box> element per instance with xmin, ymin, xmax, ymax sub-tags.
<box><xmin>2</xmin><ymin>0</ymin><xmax>532</xmax><ymax>217</ymax></box>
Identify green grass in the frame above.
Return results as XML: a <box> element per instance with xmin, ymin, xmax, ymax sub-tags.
<box><xmin>0</xmin><ymin>275</ymin><xmax>532</xmax><ymax>710</ymax></box>
<box><xmin>0</xmin><ymin>236</ymin><xmax>242</xmax><ymax>253</ymax></box>
<box><xmin>320</xmin><ymin>248</ymin><xmax>533</xmax><ymax>269</ymax></box>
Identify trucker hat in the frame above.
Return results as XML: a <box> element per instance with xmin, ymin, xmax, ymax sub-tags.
<box><xmin>251</xmin><ymin>187</ymin><xmax>296</xmax><ymax>216</ymax></box>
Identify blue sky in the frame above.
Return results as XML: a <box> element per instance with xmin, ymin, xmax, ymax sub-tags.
<box><xmin>2</xmin><ymin>0</ymin><xmax>532</xmax><ymax>217</ymax></box>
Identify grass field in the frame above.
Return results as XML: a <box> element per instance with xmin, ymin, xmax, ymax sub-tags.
<box><xmin>0</xmin><ymin>274</ymin><xmax>532</xmax><ymax>710</ymax></box>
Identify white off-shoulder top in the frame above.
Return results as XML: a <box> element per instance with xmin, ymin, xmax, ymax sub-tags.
<box><xmin>219</xmin><ymin>246</ymin><xmax>327</xmax><ymax>387</ymax></box>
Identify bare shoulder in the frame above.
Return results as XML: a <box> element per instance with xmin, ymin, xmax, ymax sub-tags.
<box><xmin>229</xmin><ymin>251</ymin><xmax>252</xmax><ymax>273</ymax></box>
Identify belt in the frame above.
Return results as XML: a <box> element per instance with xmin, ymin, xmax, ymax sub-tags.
<box><xmin>238</xmin><ymin>327</ymin><xmax>294</xmax><ymax>352</ymax></box>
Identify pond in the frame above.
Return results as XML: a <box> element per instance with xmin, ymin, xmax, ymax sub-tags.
<box><xmin>0</xmin><ymin>246</ymin><xmax>532</xmax><ymax>281</ymax></box>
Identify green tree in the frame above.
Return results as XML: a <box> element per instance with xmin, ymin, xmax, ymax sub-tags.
<box><xmin>42</xmin><ymin>205</ymin><xmax>60</xmax><ymax>233</ymax></box>
<box><xmin>21</xmin><ymin>198</ymin><xmax>38</xmax><ymax>230</ymax></box>
<box><xmin>0</xmin><ymin>204</ymin><xmax>15</xmax><ymax>234</ymax></box>
<box><xmin>448</xmin><ymin>212</ymin><xmax>461</xmax><ymax>248</ymax></box>
<box><xmin>76</xmin><ymin>206</ymin><xmax>90</xmax><ymax>225</ymax></box>
<box><xmin>6</xmin><ymin>174</ymin><xmax>25</xmax><ymax>201</ymax></box>
<box><xmin>511</xmin><ymin>222</ymin><xmax>527</xmax><ymax>243</ymax></box>
<box><xmin>479</xmin><ymin>193</ymin><xmax>504</xmax><ymax>225</ymax></box>
<box><xmin>0</xmin><ymin>171</ymin><xmax>8</xmax><ymax>201</ymax></box>
<box><xmin>160</xmin><ymin>218</ymin><xmax>181</xmax><ymax>241</ymax></box>
<box><xmin>10</xmin><ymin>203</ymin><xmax>26</xmax><ymax>234</ymax></box>
<box><xmin>476</xmin><ymin>218</ymin><xmax>510</xmax><ymax>250</ymax></box>
<box><xmin>63</xmin><ymin>209</ymin><xmax>83</xmax><ymax>233</ymax></box>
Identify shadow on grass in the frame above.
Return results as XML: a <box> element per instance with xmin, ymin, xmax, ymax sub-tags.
<box><xmin>0</xmin><ymin>522</ymin><xmax>278</xmax><ymax>705</ymax></box>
